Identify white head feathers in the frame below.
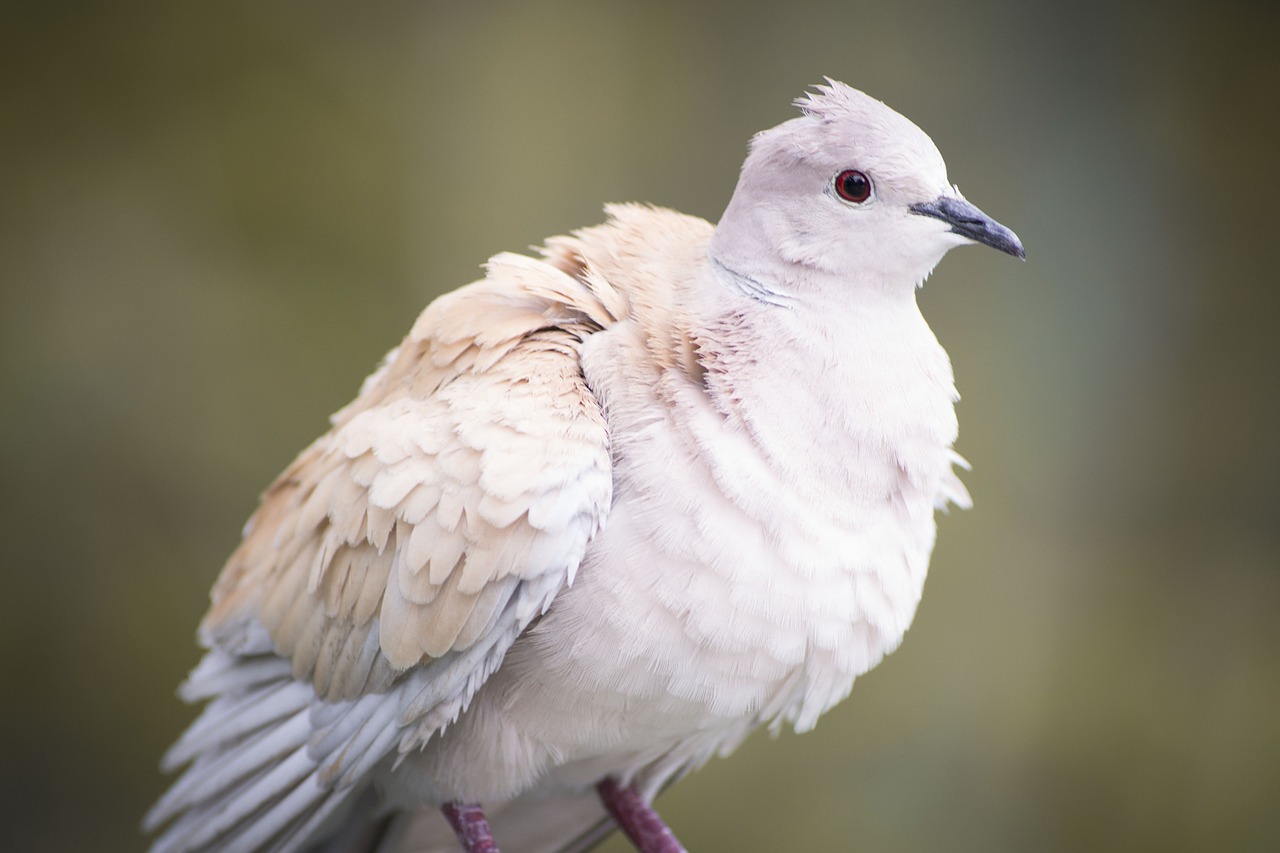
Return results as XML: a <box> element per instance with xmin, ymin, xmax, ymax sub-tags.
<box><xmin>709</xmin><ymin>79</ymin><xmax>1014</xmax><ymax>298</ymax></box>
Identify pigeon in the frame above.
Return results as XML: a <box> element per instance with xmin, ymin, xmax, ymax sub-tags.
<box><xmin>145</xmin><ymin>79</ymin><xmax>1023</xmax><ymax>853</ymax></box>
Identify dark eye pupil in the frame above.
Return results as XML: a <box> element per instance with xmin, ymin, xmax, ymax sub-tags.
<box><xmin>836</xmin><ymin>170</ymin><xmax>871</xmax><ymax>203</ymax></box>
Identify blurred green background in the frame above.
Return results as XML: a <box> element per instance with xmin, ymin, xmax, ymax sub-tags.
<box><xmin>3</xmin><ymin>1</ymin><xmax>1278</xmax><ymax>851</ymax></box>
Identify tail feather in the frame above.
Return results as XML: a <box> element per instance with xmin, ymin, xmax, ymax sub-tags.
<box><xmin>146</xmin><ymin>645</ymin><xmax>407</xmax><ymax>853</ymax></box>
<box><xmin>314</xmin><ymin>692</ymin><xmax>404</xmax><ymax>789</ymax></box>
<box><xmin>149</xmin><ymin>632</ymin><xmax>621</xmax><ymax>852</ymax></box>
<box><xmin>162</xmin><ymin>677</ymin><xmax>313</xmax><ymax>772</ymax></box>
<box><xmin>182</xmin><ymin>746</ymin><xmax>318</xmax><ymax>850</ymax></box>
<box><xmin>178</xmin><ymin>647</ymin><xmax>291</xmax><ymax>702</ymax></box>
<box><xmin>260</xmin><ymin>779</ymin><xmax>374</xmax><ymax>853</ymax></box>
<box><xmin>147</xmin><ymin>705</ymin><xmax>312</xmax><ymax>833</ymax></box>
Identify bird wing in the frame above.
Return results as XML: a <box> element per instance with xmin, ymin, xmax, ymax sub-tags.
<box><xmin>202</xmin><ymin>251</ymin><xmax>620</xmax><ymax>704</ymax></box>
<box><xmin>147</xmin><ymin>252</ymin><xmax>623</xmax><ymax>851</ymax></box>
<box><xmin>147</xmin><ymin>208</ymin><xmax>711</xmax><ymax>852</ymax></box>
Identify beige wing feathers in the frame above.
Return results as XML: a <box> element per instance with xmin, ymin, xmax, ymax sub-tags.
<box><xmin>148</xmin><ymin>206</ymin><xmax>722</xmax><ymax>853</ymax></box>
<box><xmin>203</xmin><ymin>252</ymin><xmax>621</xmax><ymax>701</ymax></box>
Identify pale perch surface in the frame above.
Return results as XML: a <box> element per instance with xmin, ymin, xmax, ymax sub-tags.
<box><xmin>146</xmin><ymin>80</ymin><xmax>1022</xmax><ymax>853</ymax></box>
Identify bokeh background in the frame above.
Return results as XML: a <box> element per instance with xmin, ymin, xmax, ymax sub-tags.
<box><xmin>3</xmin><ymin>1</ymin><xmax>1278</xmax><ymax>851</ymax></box>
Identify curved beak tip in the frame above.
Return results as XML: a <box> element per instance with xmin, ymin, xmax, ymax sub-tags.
<box><xmin>911</xmin><ymin>196</ymin><xmax>1025</xmax><ymax>261</ymax></box>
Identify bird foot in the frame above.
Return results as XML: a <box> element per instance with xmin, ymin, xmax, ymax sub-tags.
<box><xmin>597</xmin><ymin>777</ymin><xmax>688</xmax><ymax>853</ymax></box>
<box><xmin>441</xmin><ymin>801</ymin><xmax>500</xmax><ymax>853</ymax></box>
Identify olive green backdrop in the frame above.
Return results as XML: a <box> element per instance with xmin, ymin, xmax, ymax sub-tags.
<box><xmin>3</xmin><ymin>1</ymin><xmax>1278</xmax><ymax>851</ymax></box>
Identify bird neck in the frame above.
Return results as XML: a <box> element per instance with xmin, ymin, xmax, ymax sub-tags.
<box><xmin>690</xmin><ymin>274</ymin><xmax>959</xmax><ymax>492</ymax></box>
<box><xmin>706</xmin><ymin>239</ymin><xmax>926</xmax><ymax>314</ymax></box>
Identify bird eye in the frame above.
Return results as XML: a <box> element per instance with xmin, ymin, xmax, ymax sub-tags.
<box><xmin>834</xmin><ymin>169</ymin><xmax>872</xmax><ymax>203</ymax></box>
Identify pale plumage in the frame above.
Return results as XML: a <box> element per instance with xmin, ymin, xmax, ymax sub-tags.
<box><xmin>147</xmin><ymin>80</ymin><xmax>1022</xmax><ymax>853</ymax></box>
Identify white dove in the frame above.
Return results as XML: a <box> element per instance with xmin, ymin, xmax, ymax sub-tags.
<box><xmin>146</xmin><ymin>79</ymin><xmax>1024</xmax><ymax>853</ymax></box>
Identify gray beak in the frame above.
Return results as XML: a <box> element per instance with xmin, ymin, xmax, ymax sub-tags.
<box><xmin>910</xmin><ymin>196</ymin><xmax>1025</xmax><ymax>259</ymax></box>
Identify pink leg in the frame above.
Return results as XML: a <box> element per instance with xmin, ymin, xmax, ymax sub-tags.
<box><xmin>597</xmin><ymin>777</ymin><xmax>688</xmax><ymax>853</ymax></box>
<box><xmin>441</xmin><ymin>801</ymin><xmax>501</xmax><ymax>853</ymax></box>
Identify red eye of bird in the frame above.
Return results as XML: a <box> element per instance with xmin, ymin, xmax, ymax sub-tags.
<box><xmin>835</xmin><ymin>169</ymin><xmax>872</xmax><ymax>203</ymax></box>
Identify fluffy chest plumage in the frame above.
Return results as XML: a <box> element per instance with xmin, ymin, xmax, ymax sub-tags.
<box><xmin>519</xmin><ymin>298</ymin><xmax>962</xmax><ymax>744</ymax></box>
<box><xmin>408</xmin><ymin>292</ymin><xmax>969</xmax><ymax>804</ymax></box>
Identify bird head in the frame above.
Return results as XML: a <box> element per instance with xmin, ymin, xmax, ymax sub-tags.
<box><xmin>709</xmin><ymin>79</ymin><xmax>1023</xmax><ymax>303</ymax></box>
